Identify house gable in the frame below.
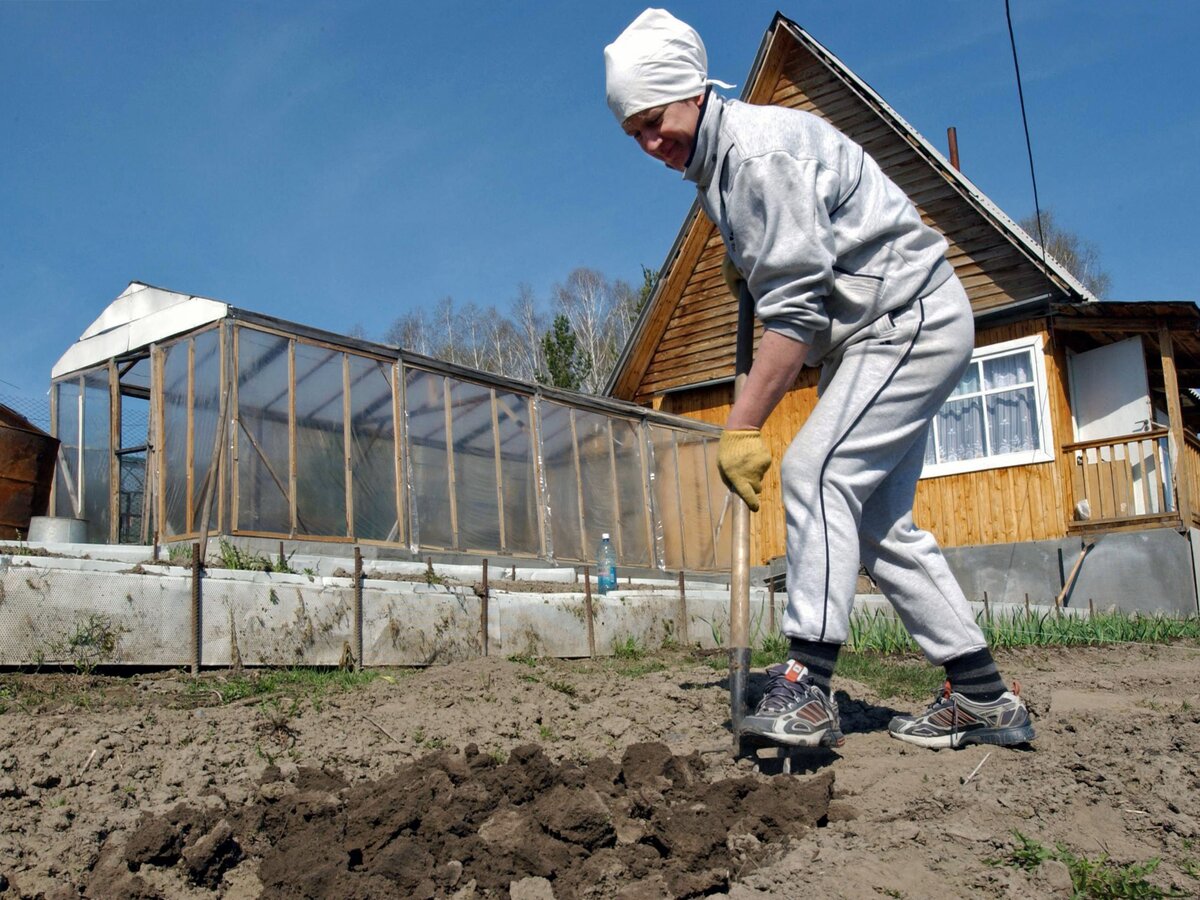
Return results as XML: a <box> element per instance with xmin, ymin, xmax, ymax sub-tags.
<box><xmin>610</xmin><ymin>13</ymin><xmax>1093</xmax><ymax>404</ymax></box>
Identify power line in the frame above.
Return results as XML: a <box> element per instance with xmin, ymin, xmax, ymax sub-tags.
<box><xmin>1005</xmin><ymin>0</ymin><xmax>1049</xmax><ymax>266</ymax></box>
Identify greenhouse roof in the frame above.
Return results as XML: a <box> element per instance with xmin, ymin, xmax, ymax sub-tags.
<box><xmin>52</xmin><ymin>282</ymin><xmax>229</xmax><ymax>379</ymax></box>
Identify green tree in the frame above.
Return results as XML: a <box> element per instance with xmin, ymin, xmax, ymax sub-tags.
<box><xmin>539</xmin><ymin>313</ymin><xmax>590</xmax><ymax>390</ymax></box>
<box><xmin>1018</xmin><ymin>209</ymin><xmax>1111</xmax><ymax>298</ymax></box>
<box><xmin>638</xmin><ymin>265</ymin><xmax>658</xmax><ymax>310</ymax></box>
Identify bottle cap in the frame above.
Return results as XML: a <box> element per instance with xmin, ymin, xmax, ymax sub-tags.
<box><xmin>601</xmin><ymin>533</ymin><xmax>610</xmax><ymax>540</ymax></box>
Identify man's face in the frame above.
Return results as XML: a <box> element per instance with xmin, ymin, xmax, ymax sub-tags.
<box><xmin>622</xmin><ymin>95</ymin><xmax>703</xmax><ymax>171</ymax></box>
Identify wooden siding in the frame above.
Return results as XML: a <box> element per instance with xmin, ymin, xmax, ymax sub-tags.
<box><xmin>659</xmin><ymin>319</ymin><xmax>1075</xmax><ymax>565</ymax></box>
<box><xmin>623</xmin><ymin>30</ymin><xmax>1064</xmax><ymax>406</ymax></box>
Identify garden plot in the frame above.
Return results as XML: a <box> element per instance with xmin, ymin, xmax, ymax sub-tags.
<box><xmin>0</xmin><ymin>642</ymin><xmax>1198</xmax><ymax>898</ymax></box>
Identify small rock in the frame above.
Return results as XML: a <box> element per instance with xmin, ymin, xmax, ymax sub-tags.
<box><xmin>449</xmin><ymin>879</ymin><xmax>479</xmax><ymax>900</ymax></box>
<box><xmin>509</xmin><ymin>875</ymin><xmax>556</xmax><ymax>900</ymax></box>
<box><xmin>258</xmin><ymin>781</ymin><xmax>295</xmax><ymax>802</ymax></box>
<box><xmin>0</xmin><ymin>776</ymin><xmax>22</xmax><ymax>799</ymax></box>
<box><xmin>31</xmin><ymin>772</ymin><xmax>61</xmax><ymax>789</ymax></box>
<box><xmin>1038</xmin><ymin>859</ymin><xmax>1074</xmax><ymax>895</ymax></box>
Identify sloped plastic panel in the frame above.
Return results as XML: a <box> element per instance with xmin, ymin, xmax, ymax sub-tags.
<box><xmin>612</xmin><ymin>419</ymin><xmax>651</xmax><ymax>567</ymax></box>
<box><xmin>191</xmin><ymin>330</ymin><xmax>222</xmax><ymax>532</ymax></box>
<box><xmin>495</xmin><ymin>389</ymin><xmax>539</xmax><ymax>555</ymax></box>
<box><xmin>449</xmin><ymin>379</ymin><xmax>500</xmax><ymax>552</ymax></box>
<box><xmin>575</xmin><ymin>410</ymin><xmax>617</xmax><ymax>562</ymax></box>
<box><xmin>404</xmin><ymin>367</ymin><xmax>452</xmax><ymax>548</ymax></box>
<box><xmin>160</xmin><ymin>340</ymin><xmax>189</xmax><ymax>536</ymax></box>
<box><xmin>293</xmin><ymin>343</ymin><xmax>347</xmax><ymax>537</ymax></box>
<box><xmin>539</xmin><ymin>401</ymin><xmax>583</xmax><ymax>562</ymax></box>
<box><xmin>53</xmin><ymin>379</ymin><xmax>80</xmax><ymax>518</ymax></box>
<box><xmin>348</xmin><ymin>355</ymin><xmax>398</xmax><ymax>542</ymax></box>
<box><xmin>648</xmin><ymin>426</ymin><xmax>683</xmax><ymax>571</ymax></box>
<box><xmin>236</xmin><ymin>328</ymin><xmax>291</xmax><ymax>533</ymax></box>
<box><xmin>81</xmin><ymin>370</ymin><xmax>111</xmax><ymax>543</ymax></box>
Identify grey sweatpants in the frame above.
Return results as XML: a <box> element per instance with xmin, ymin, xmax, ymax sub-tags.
<box><xmin>779</xmin><ymin>275</ymin><xmax>986</xmax><ymax>664</ymax></box>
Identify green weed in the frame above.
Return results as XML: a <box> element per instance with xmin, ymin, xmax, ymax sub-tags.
<box><xmin>988</xmin><ymin>830</ymin><xmax>1186</xmax><ymax>899</ymax></box>
<box><xmin>613</xmin><ymin>636</ymin><xmax>646</xmax><ymax>660</ymax></box>
<box><xmin>213</xmin><ymin>540</ymin><xmax>295</xmax><ymax>573</ymax></box>
<box><xmin>48</xmin><ymin>613</ymin><xmax>129</xmax><ymax>674</ymax></box>
<box><xmin>189</xmin><ymin>667</ymin><xmax>379</xmax><ymax>705</ymax></box>
<box><xmin>545</xmin><ymin>679</ymin><xmax>577</xmax><ymax>697</ymax></box>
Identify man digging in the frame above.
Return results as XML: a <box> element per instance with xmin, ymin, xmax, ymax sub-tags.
<box><xmin>604</xmin><ymin>9</ymin><xmax>1035</xmax><ymax>751</ymax></box>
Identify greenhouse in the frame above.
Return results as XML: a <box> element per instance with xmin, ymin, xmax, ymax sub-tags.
<box><xmin>47</xmin><ymin>282</ymin><xmax>733</xmax><ymax>572</ymax></box>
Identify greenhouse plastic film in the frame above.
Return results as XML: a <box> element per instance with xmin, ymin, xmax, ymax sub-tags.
<box><xmin>495</xmin><ymin>389</ymin><xmax>540</xmax><ymax>556</ymax></box>
<box><xmin>235</xmin><ymin>328</ymin><xmax>292</xmax><ymax>534</ymax></box>
<box><xmin>81</xmin><ymin>369</ymin><xmax>111</xmax><ymax>543</ymax></box>
<box><xmin>449</xmin><ymin>379</ymin><xmax>501</xmax><ymax>552</ymax></box>
<box><xmin>160</xmin><ymin>340</ymin><xmax>190</xmax><ymax>536</ymax></box>
<box><xmin>404</xmin><ymin>367</ymin><xmax>453</xmax><ymax>549</ymax></box>
<box><xmin>538</xmin><ymin>400</ymin><xmax>583</xmax><ymax>562</ymax></box>
<box><xmin>293</xmin><ymin>342</ymin><xmax>347</xmax><ymax>537</ymax></box>
<box><xmin>347</xmin><ymin>355</ymin><xmax>398</xmax><ymax>542</ymax></box>
<box><xmin>190</xmin><ymin>329</ymin><xmax>222</xmax><ymax>533</ymax></box>
<box><xmin>52</xmin><ymin>379</ymin><xmax>80</xmax><ymax>519</ymax></box>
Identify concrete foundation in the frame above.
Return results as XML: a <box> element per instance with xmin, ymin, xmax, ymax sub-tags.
<box><xmin>0</xmin><ymin>542</ymin><xmax>779</xmax><ymax>668</ymax></box>
<box><xmin>942</xmin><ymin>527</ymin><xmax>1200</xmax><ymax>617</ymax></box>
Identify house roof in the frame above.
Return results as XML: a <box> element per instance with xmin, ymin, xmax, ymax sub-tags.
<box><xmin>608</xmin><ymin>12</ymin><xmax>1096</xmax><ymax>403</ymax></box>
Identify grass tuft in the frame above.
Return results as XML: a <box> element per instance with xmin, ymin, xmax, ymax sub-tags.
<box><xmin>988</xmin><ymin>830</ymin><xmax>1186</xmax><ymax>899</ymax></box>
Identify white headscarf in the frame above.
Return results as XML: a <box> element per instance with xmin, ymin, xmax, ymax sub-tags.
<box><xmin>604</xmin><ymin>8</ymin><xmax>735</xmax><ymax>124</ymax></box>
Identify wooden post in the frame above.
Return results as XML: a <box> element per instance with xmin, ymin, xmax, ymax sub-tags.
<box><xmin>480</xmin><ymin>559</ymin><xmax>490</xmax><ymax>657</ymax></box>
<box><xmin>1088</xmin><ymin>598</ymin><xmax>1095</xmax><ymax>619</ymax></box>
<box><xmin>1024</xmin><ymin>593</ymin><xmax>1031</xmax><ymax>616</ymax></box>
<box><xmin>729</xmin><ymin>281</ymin><xmax>755</xmax><ymax>754</ymax></box>
<box><xmin>583</xmin><ymin>565</ymin><xmax>596</xmax><ymax>658</ymax></box>
<box><xmin>287</xmin><ymin>340</ymin><xmax>298</xmax><ymax>537</ymax></box>
<box><xmin>1158</xmin><ymin>324</ymin><xmax>1193</xmax><ymax>528</ymax></box>
<box><xmin>108</xmin><ymin>358</ymin><xmax>121</xmax><ymax>544</ymax></box>
<box><xmin>442</xmin><ymin>378</ymin><xmax>460</xmax><ymax>549</ymax></box>
<box><xmin>676</xmin><ymin>570</ymin><xmax>688</xmax><ymax>646</ymax></box>
<box><xmin>190</xmin><ymin>541</ymin><xmax>202</xmax><ymax>675</ymax></box>
<box><xmin>343</xmin><ymin>354</ymin><xmax>354</xmax><ymax>540</ymax></box>
<box><xmin>353</xmin><ymin>546</ymin><xmax>364</xmax><ymax>670</ymax></box>
<box><xmin>982</xmin><ymin>591</ymin><xmax>990</xmax><ymax>623</ymax></box>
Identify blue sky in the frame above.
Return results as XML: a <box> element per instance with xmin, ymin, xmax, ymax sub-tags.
<box><xmin>2</xmin><ymin>0</ymin><xmax>1196</xmax><ymax>405</ymax></box>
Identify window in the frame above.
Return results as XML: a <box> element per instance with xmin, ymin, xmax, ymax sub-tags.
<box><xmin>922</xmin><ymin>335</ymin><xmax>1054</xmax><ymax>478</ymax></box>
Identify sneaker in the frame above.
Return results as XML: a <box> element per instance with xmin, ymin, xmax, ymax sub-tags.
<box><xmin>741</xmin><ymin>660</ymin><xmax>845</xmax><ymax>747</ymax></box>
<box><xmin>888</xmin><ymin>680</ymin><xmax>1035</xmax><ymax>750</ymax></box>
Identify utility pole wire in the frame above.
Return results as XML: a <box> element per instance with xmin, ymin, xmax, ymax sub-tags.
<box><xmin>1005</xmin><ymin>0</ymin><xmax>1050</xmax><ymax>275</ymax></box>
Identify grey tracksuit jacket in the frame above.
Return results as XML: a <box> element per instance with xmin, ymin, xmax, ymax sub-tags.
<box><xmin>684</xmin><ymin>92</ymin><xmax>986</xmax><ymax>663</ymax></box>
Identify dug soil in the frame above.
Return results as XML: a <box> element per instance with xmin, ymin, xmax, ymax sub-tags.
<box><xmin>1</xmin><ymin>642</ymin><xmax>1198</xmax><ymax>898</ymax></box>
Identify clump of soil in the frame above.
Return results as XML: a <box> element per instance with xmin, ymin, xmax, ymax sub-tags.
<box><xmin>87</xmin><ymin>742</ymin><xmax>832</xmax><ymax>899</ymax></box>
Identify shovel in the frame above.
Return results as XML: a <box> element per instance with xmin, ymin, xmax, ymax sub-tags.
<box><xmin>729</xmin><ymin>280</ymin><xmax>755</xmax><ymax>755</ymax></box>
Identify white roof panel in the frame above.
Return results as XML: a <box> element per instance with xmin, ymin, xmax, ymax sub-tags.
<box><xmin>52</xmin><ymin>282</ymin><xmax>229</xmax><ymax>378</ymax></box>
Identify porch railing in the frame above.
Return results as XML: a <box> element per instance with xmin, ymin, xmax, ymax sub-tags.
<box><xmin>1063</xmin><ymin>427</ymin><xmax>1179</xmax><ymax>532</ymax></box>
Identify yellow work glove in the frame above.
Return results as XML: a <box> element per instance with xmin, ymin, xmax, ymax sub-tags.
<box><xmin>720</xmin><ymin>252</ymin><xmax>744</xmax><ymax>299</ymax></box>
<box><xmin>717</xmin><ymin>428</ymin><xmax>772</xmax><ymax>513</ymax></box>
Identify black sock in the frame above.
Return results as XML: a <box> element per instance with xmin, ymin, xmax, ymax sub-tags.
<box><xmin>787</xmin><ymin>638</ymin><xmax>840</xmax><ymax>696</ymax></box>
<box><xmin>944</xmin><ymin>647</ymin><xmax>1006</xmax><ymax>701</ymax></box>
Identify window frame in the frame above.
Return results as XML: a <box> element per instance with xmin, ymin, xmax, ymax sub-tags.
<box><xmin>920</xmin><ymin>334</ymin><xmax>1056</xmax><ymax>479</ymax></box>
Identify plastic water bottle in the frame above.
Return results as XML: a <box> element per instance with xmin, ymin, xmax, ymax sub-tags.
<box><xmin>597</xmin><ymin>533</ymin><xmax>617</xmax><ymax>595</ymax></box>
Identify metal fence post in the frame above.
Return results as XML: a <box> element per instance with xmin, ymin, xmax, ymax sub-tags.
<box><xmin>353</xmin><ymin>546</ymin><xmax>364</xmax><ymax>670</ymax></box>
<box><xmin>480</xmin><ymin>559</ymin><xmax>490</xmax><ymax>657</ymax></box>
<box><xmin>190</xmin><ymin>541</ymin><xmax>202</xmax><ymax>675</ymax></box>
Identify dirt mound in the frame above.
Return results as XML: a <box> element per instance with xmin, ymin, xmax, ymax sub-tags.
<box><xmin>85</xmin><ymin>742</ymin><xmax>832</xmax><ymax>899</ymax></box>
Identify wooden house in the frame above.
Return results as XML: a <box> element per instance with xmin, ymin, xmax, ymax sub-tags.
<box><xmin>608</xmin><ymin>13</ymin><xmax>1200</xmax><ymax>615</ymax></box>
